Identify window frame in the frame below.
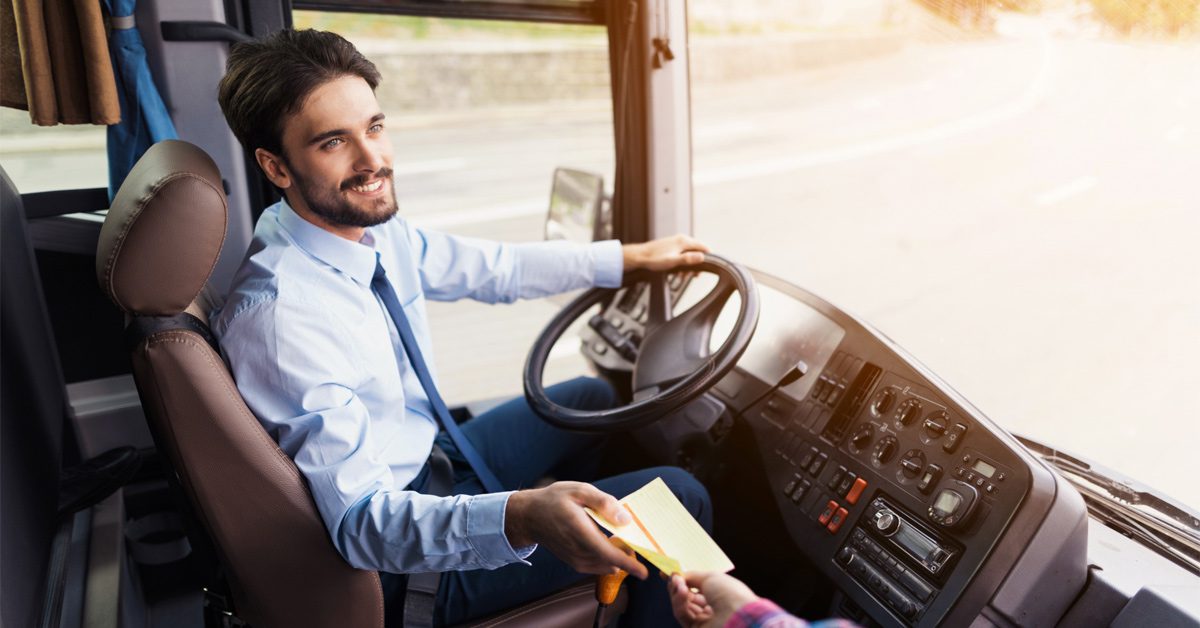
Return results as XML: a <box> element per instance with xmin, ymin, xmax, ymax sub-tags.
<box><xmin>292</xmin><ymin>0</ymin><xmax>605</xmax><ymax>26</ymax></box>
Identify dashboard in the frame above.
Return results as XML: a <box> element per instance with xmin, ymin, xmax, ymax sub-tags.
<box><xmin>581</xmin><ymin>268</ymin><xmax>1091</xmax><ymax>627</ymax></box>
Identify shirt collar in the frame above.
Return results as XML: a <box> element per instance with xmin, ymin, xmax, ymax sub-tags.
<box><xmin>277</xmin><ymin>200</ymin><xmax>379</xmax><ymax>286</ymax></box>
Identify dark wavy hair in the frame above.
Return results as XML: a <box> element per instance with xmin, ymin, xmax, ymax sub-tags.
<box><xmin>218</xmin><ymin>29</ymin><xmax>381</xmax><ymax>156</ymax></box>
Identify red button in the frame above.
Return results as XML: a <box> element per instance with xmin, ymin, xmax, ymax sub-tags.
<box><xmin>827</xmin><ymin>507</ymin><xmax>849</xmax><ymax>534</ymax></box>
<box><xmin>818</xmin><ymin>500</ymin><xmax>838</xmax><ymax>525</ymax></box>
<box><xmin>845</xmin><ymin>478</ymin><xmax>868</xmax><ymax>505</ymax></box>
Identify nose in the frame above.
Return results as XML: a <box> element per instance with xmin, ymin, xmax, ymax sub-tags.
<box><xmin>353</xmin><ymin>139</ymin><xmax>389</xmax><ymax>174</ymax></box>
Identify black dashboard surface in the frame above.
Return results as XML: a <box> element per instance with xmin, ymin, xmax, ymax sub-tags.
<box><xmin>581</xmin><ymin>268</ymin><xmax>1090</xmax><ymax>627</ymax></box>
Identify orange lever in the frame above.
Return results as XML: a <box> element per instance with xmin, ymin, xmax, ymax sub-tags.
<box><xmin>595</xmin><ymin>538</ymin><xmax>636</xmax><ymax>605</ymax></box>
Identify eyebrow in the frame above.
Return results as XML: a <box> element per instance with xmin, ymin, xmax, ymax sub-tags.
<box><xmin>305</xmin><ymin>113</ymin><xmax>387</xmax><ymax>147</ymax></box>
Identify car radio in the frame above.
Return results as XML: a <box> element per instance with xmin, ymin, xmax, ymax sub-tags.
<box><xmin>836</xmin><ymin>497</ymin><xmax>960</xmax><ymax>621</ymax></box>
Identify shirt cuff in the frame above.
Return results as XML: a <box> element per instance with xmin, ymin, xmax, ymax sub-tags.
<box><xmin>467</xmin><ymin>492</ymin><xmax>536</xmax><ymax>568</ymax></box>
<box><xmin>590</xmin><ymin>240</ymin><xmax>624</xmax><ymax>288</ymax></box>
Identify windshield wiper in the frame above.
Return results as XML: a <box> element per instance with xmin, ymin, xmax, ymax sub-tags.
<box><xmin>1015</xmin><ymin>434</ymin><xmax>1200</xmax><ymax>576</ymax></box>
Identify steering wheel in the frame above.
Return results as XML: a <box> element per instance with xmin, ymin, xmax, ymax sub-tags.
<box><xmin>524</xmin><ymin>253</ymin><xmax>760</xmax><ymax>432</ymax></box>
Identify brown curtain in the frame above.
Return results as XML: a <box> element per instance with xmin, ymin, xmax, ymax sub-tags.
<box><xmin>1</xmin><ymin>0</ymin><xmax>119</xmax><ymax>125</ymax></box>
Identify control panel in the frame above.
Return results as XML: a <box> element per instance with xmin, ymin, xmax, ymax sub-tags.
<box><xmin>707</xmin><ymin>274</ymin><xmax>1063</xmax><ymax>627</ymax></box>
<box><xmin>580</xmin><ymin>272</ymin><xmax>694</xmax><ymax>370</ymax></box>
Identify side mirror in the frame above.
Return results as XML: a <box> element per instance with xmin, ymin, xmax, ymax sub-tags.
<box><xmin>545</xmin><ymin>168</ymin><xmax>611</xmax><ymax>243</ymax></box>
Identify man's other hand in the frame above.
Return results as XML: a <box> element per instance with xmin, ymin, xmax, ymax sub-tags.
<box><xmin>622</xmin><ymin>235</ymin><xmax>710</xmax><ymax>272</ymax></box>
<box><xmin>505</xmin><ymin>482</ymin><xmax>649</xmax><ymax>579</ymax></box>
<box><xmin>669</xmin><ymin>572</ymin><xmax>759</xmax><ymax>628</ymax></box>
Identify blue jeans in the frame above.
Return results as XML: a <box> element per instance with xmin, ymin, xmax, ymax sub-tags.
<box><xmin>383</xmin><ymin>376</ymin><xmax>713</xmax><ymax>626</ymax></box>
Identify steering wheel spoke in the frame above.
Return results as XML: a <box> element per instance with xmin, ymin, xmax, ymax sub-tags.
<box><xmin>644</xmin><ymin>274</ymin><xmax>674</xmax><ymax>332</ymax></box>
<box><xmin>524</xmin><ymin>254</ymin><xmax>759</xmax><ymax>432</ymax></box>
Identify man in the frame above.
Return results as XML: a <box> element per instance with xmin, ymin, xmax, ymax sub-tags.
<box><xmin>213</xmin><ymin>28</ymin><xmax>712</xmax><ymax>626</ymax></box>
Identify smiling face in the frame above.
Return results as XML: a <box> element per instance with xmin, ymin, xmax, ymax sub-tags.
<box><xmin>255</xmin><ymin>75</ymin><xmax>397</xmax><ymax>240</ymax></box>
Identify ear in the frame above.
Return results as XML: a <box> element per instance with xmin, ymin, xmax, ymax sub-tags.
<box><xmin>255</xmin><ymin>148</ymin><xmax>292</xmax><ymax>190</ymax></box>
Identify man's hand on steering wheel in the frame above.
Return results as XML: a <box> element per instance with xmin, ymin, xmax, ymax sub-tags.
<box><xmin>622</xmin><ymin>235</ymin><xmax>711</xmax><ymax>272</ymax></box>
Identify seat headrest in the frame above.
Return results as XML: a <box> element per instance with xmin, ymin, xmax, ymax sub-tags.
<box><xmin>97</xmin><ymin>140</ymin><xmax>227</xmax><ymax>316</ymax></box>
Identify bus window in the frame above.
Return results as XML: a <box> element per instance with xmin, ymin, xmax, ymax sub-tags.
<box><xmin>688</xmin><ymin>4</ymin><xmax>1200</xmax><ymax>508</ymax></box>
<box><xmin>293</xmin><ymin>12</ymin><xmax>616</xmax><ymax>404</ymax></box>
<box><xmin>0</xmin><ymin>108</ymin><xmax>107</xmax><ymax>193</ymax></box>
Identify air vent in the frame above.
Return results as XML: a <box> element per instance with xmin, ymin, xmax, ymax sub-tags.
<box><xmin>822</xmin><ymin>362</ymin><xmax>882</xmax><ymax>444</ymax></box>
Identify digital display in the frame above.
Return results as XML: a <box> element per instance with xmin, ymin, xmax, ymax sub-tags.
<box><xmin>972</xmin><ymin>459</ymin><xmax>997</xmax><ymax>478</ymax></box>
<box><xmin>933</xmin><ymin>491</ymin><xmax>962</xmax><ymax>516</ymax></box>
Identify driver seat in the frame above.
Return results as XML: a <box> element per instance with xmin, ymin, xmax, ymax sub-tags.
<box><xmin>96</xmin><ymin>140</ymin><xmax>623</xmax><ymax>627</ymax></box>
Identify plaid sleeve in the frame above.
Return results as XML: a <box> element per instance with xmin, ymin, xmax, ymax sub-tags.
<box><xmin>725</xmin><ymin>599</ymin><xmax>862</xmax><ymax>628</ymax></box>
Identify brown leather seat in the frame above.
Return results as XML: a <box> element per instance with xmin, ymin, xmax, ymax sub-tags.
<box><xmin>96</xmin><ymin>140</ymin><xmax>624</xmax><ymax>628</ymax></box>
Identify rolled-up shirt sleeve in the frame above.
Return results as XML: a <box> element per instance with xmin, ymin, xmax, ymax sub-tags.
<box><xmin>406</xmin><ymin>222</ymin><xmax>624</xmax><ymax>303</ymax></box>
<box><xmin>218</xmin><ymin>293</ymin><xmax>527</xmax><ymax>573</ymax></box>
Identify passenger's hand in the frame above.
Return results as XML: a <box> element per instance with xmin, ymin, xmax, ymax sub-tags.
<box><xmin>670</xmin><ymin>572</ymin><xmax>759</xmax><ymax>628</ymax></box>
<box><xmin>504</xmin><ymin>481</ymin><xmax>648</xmax><ymax>579</ymax></box>
<box><xmin>622</xmin><ymin>235</ymin><xmax>710</xmax><ymax>272</ymax></box>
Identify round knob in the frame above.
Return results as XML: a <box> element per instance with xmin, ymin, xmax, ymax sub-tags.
<box><xmin>895</xmin><ymin>398</ymin><xmax>922</xmax><ymax>427</ymax></box>
<box><xmin>874</xmin><ymin>509</ymin><xmax>900</xmax><ymax>536</ymax></box>
<box><xmin>849</xmin><ymin>424</ymin><xmax>874</xmax><ymax>452</ymax></box>
<box><xmin>871</xmin><ymin>388</ymin><xmax>897</xmax><ymax>417</ymax></box>
<box><xmin>873</xmin><ymin>436</ymin><xmax>898</xmax><ymax>465</ymax></box>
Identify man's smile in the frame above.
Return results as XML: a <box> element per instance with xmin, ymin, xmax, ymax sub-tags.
<box><xmin>348</xmin><ymin>179</ymin><xmax>385</xmax><ymax>194</ymax></box>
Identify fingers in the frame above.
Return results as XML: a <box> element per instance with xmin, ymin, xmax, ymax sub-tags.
<box><xmin>670</xmin><ymin>575</ymin><xmax>713</xmax><ymax>627</ymax></box>
<box><xmin>683</xmin><ymin>571</ymin><xmax>719</xmax><ymax>589</ymax></box>
<box><xmin>595</xmin><ymin>538</ymin><xmax>648</xmax><ymax>579</ymax></box>
<box><xmin>675</xmin><ymin>233</ymin><xmax>711</xmax><ymax>254</ymax></box>
<box><xmin>576</xmin><ymin>484</ymin><xmax>631</xmax><ymax>527</ymax></box>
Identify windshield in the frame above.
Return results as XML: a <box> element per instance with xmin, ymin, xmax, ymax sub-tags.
<box><xmin>689</xmin><ymin>2</ymin><xmax>1199</xmax><ymax>510</ymax></box>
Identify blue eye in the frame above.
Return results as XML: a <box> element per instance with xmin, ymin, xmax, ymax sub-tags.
<box><xmin>322</xmin><ymin>137</ymin><xmax>344</xmax><ymax>150</ymax></box>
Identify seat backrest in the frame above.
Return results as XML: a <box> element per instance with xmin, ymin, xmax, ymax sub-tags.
<box><xmin>1</xmin><ymin>167</ymin><xmax>67</xmax><ymax>628</ymax></box>
<box><xmin>95</xmin><ymin>140</ymin><xmax>383</xmax><ymax>628</ymax></box>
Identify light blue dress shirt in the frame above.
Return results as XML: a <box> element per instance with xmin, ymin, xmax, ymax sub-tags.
<box><xmin>211</xmin><ymin>200</ymin><xmax>623</xmax><ymax>573</ymax></box>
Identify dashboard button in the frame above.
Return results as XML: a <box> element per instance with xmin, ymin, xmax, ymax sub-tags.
<box><xmin>827</xmin><ymin>466</ymin><xmax>847</xmax><ymax>491</ymax></box>
<box><xmin>943</xmin><ymin>422</ymin><xmax>968</xmax><ymax>453</ymax></box>
<box><xmin>827</xmin><ymin>507</ymin><xmax>849</xmax><ymax>533</ymax></box>
<box><xmin>917</xmin><ymin>464</ymin><xmax>942</xmax><ymax>494</ymax></box>
<box><xmin>818</xmin><ymin>500</ymin><xmax>838</xmax><ymax>526</ymax></box>
<box><xmin>836</xmin><ymin>472</ymin><xmax>857</xmax><ymax>497</ymax></box>
<box><xmin>798</xmin><ymin>447</ymin><xmax>817</xmax><ymax>469</ymax></box>
<box><xmin>807</xmin><ymin>453</ymin><xmax>828</xmax><ymax>476</ymax></box>
<box><xmin>845</xmin><ymin>477</ymin><xmax>868</xmax><ymax>504</ymax></box>
<box><xmin>791</xmin><ymin>481</ymin><xmax>810</xmax><ymax>504</ymax></box>
<box><xmin>898</xmin><ymin>569</ymin><xmax>935</xmax><ymax>602</ymax></box>
<box><xmin>827</xmin><ymin>383</ymin><xmax>846</xmax><ymax>405</ymax></box>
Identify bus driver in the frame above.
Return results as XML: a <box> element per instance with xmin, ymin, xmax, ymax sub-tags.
<box><xmin>213</xmin><ymin>28</ymin><xmax>712</xmax><ymax>626</ymax></box>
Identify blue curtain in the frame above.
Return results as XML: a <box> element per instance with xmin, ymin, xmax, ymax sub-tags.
<box><xmin>104</xmin><ymin>0</ymin><xmax>177</xmax><ymax>198</ymax></box>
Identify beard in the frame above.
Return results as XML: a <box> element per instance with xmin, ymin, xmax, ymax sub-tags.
<box><xmin>288</xmin><ymin>160</ymin><xmax>399</xmax><ymax>228</ymax></box>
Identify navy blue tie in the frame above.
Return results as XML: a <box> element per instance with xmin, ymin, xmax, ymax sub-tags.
<box><xmin>371</xmin><ymin>257</ymin><xmax>504</xmax><ymax>494</ymax></box>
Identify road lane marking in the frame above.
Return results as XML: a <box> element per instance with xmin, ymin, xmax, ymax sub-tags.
<box><xmin>694</xmin><ymin>32</ymin><xmax>1058</xmax><ymax>187</ymax></box>
<box><xmin>1035</xmin><ymin>175</ymin><xmax>1098</xmax><ymax>206</ymax></box>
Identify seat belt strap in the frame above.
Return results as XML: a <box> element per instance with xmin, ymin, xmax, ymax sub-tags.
<box><xmin>402</xmin><ymin>445</ymin><xmax>452</xmax><ymax>627</ymax></box>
